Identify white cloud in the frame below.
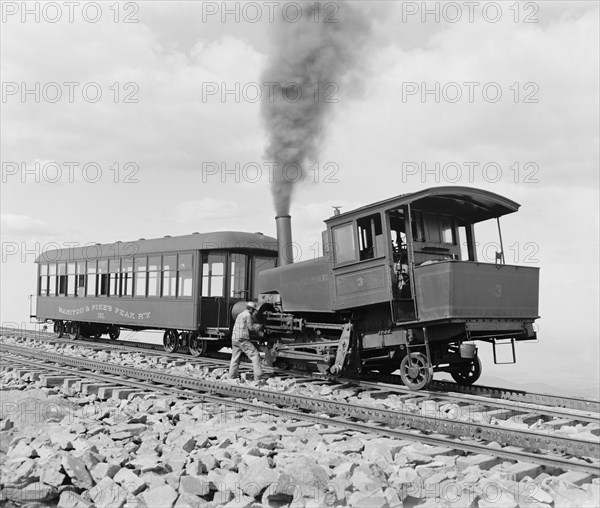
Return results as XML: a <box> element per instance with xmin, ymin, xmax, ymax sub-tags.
<box><xmin>0</xmin><ymin>214</ymin><xmax>50</xmax><ymax>236</ymax></box>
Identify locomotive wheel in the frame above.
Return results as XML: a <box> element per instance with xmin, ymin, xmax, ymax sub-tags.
<box><xmin>400</xmin><ymin>352</ymin><xmax>433</xmax><ymax>390</ymax></box>
<box><xmin>54</xmin><ymin>321</ymin><xmax>64</xmax><ymax>338</ymax></box>
<box><xmin>163</xmin><ymin>329</ymin><xmax>178</xmax><ymax>353</ymax></box>
<box><xmin>451</xmin><ymin>356</ymin><xmax>482</xmax><ymax>385</ymax></box>
<box><xmin>188</xmin><ymin>332</ymin><xmax>207</xmax><ymax>357</ymax></box>
<box><xmin>108</xmin><ymin>326</ymin><xmax>120</xmax><ymax>340</ymax></box>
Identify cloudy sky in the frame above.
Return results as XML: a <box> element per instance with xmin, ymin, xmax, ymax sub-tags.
<box><xmin>2</xmin><ymin>1</ymin><xmax>598</xmax><ymax>397</ymax></box>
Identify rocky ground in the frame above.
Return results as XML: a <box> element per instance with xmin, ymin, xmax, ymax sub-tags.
<box><xmin>1</xmin><ymin>340</ymin><xmax>599</xmax><ymax>507</ymax></box>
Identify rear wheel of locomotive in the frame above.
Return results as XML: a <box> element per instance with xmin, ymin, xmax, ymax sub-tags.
<box><xmin>188</xmin><ymin>332</ymin><xmax>207</xmax><ymax>357</ymax></box>
<box><xmin>163</xmin><ymin>329</ymin><xmax>178</xmax><ymax>353</ymax></box>
<box><xmin>450</xmin><ymin>356</ymin><xmax>482</xmax><ymax>385</ymax></box>
<box><xmin>400</xmin><ymin>352</ymin><xmax>433</xmax><ymax>390</ymax></box>
<box><xmin>54</xmin><ymin>321</ymin><xmax>64</xmax><ymax>338</ymax></box>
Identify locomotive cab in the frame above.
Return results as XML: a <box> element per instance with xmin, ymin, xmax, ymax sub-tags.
<box><xmin>323</xmin><ymin>186</ymin><xmax>539</xmax><ymax>388</ymax></box>
<box><xmin>258</xmin><ymin>186</ymin><xmax>539</xmax><ymax>390</ymax></box>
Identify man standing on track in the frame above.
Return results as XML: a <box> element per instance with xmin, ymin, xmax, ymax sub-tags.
<box><xmin>229</xmin><ymin>302</ymin><xmax>264</xmax><ymax>384</ymax></box>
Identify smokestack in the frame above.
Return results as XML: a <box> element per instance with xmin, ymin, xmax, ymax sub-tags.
<box><xmin>275</xmin><ymin>215</ymin><xmax>293</xmax><ymax>266</ymax></box>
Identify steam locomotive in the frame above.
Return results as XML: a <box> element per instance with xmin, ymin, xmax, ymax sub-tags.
<box><xmin>34</xmin><ymin>186</ymin><xmax>539</xmax><ymax>390</ymax></box>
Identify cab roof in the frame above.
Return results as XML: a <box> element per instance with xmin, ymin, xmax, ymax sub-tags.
<box><xmin>325</xmin><ymin>186</ymin><xmax>520</xmax><ymax>227</ymax></box>
<box><xmin>35</xmin><ymin>231</ymin><xmax>278</xmax><ymax>263</ymax></box>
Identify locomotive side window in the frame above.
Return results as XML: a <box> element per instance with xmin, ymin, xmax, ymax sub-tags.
<box><xmin>357</xmin><ymin>213</ymin><xmax>383</xmax><ymax>260</ymax></box>
<box><xmin>58</xmin><ymin>263</ymin><xmax>67</xmax><ymax>296</ymax></box>
<box><xmin>147</xmin><ymin>256</ymin><xmax>161</xmax><ymax>297</ymax></box>
<box><xmin>332</xmin><ymin>223</ymin><xmax>357</xmax><ymax>264</ymax></box>
<box><xmin>387</xmin><ymin>208</ymin><xmax>409</xmax><ymax>265</ymax></box>
<box><xmin>458</xmin><ymin>225</ymin><xmax>477</xmax><ymax>261</ymax></box>
<box><xmin>39</xmin><ymin>264</ymin><xmax>48</xmax><ymax>296</ymax></box>
<box><xmin>411</xmin><ymin>212</ymin><xmax>425</xmax><ymax>242</ymax></box>
<box><xmin>134</xmin><ymin>256</ymin><xmax>147</xmax><ymax>297</ymax></box>
<box><xmin>230</xmin><ymin>253</ymin><xmax>248</xmax><ymax>298</ymax></box>
<box><xmin>162</xmin><ymin>255</ymin><xmax>177</xmax><ymax>297</ymax></box>
<box><xmin>252</xmin><ymin>256</ymin><xmax>276</xmax><ymax>298</ymax></box>
<box><xmin>98</xmin><ymin>260</ymin><xmax>109</xmax><ymax>296</ymax></box>
<box><xmin>178</xmin><ymin>254</ymin><xmax>193</xmax><ymax>297</ymax></box>
<box><xmin>76</xmin><ymin>261</ymin><xmax>86</xmax><ymax>296</ymax></box>
<box><xmin>441</xmin><ymin>216</ymin><xmax>455</xmax><ymax>244</ymax></box>
<box><xmin>121</xmin><ymin>258</ymin><xmax>133</xmax><ymax>297</ymax></box>
<box><xmin>87</xmin><ymin>261</ymin><xmax>97</xmax><ymax>296</ymax></box>
<box><xmin>49</xmin><ymin>264</ymin><xmax>57</xmax><ymax>296</ymax></box>
<box><xmin>109</xmin><ymin>259</ymin><xmax>120</xmax><ymax>296</ymax></box>
<box><xmin>202</xmin><ymin>253</ymin><xmax>225</xmax><ymax>297</ymax></box>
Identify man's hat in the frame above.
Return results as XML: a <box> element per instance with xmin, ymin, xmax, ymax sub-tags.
<box><xmin>246</xmin><ymin>302</ymin><xmax>258</xmax><ymax>311</ymax></box>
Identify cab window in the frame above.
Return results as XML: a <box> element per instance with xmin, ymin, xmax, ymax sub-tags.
<box><xmin>357</xmin><ymin>213</ymin><xmax>383</xmax><ymax>260</ymax></box>
<box><xmin>441</xmin><ymin>216</ymin><xmax>456</xmax><ymax>244</ymax></box>
<box><xmin>332</xmin><ymin>223</ymin><xmax>357</xmax><ymax>264</ymax></box>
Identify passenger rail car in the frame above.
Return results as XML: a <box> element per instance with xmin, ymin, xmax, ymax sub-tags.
<box><xmin>34</xmin><ymin>232</ymin><xmax>278</xmax><ymax>355</ymax></box>
<box><xmin>33</xmin><ymin>187</ymin><xmax>540</xmax><ymax>390</ymax></box>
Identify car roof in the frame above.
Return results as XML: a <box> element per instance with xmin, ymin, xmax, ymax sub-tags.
<box><xmin>35</xmin><ymin>231</ymin><xmax>278</xmax><ymax>263</ymax></box>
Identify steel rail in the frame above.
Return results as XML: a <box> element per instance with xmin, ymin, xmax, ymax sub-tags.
<box><xmin>353</xmin><ymin>379</ymin><xmax>600</xmax><ymax>424</ymax></box>
<box><xmin>4</xmin><ymin>328</ymin><xmax>599</xmax><ymax>415</ymax></box>
<box><xmin>4</xmin><ymin>333</ymin><xmax>600</xmax><ymax>432</ymax></box>
<box><xmin>2</xmin><ymin>343</ymin><xmax>599</xmax><ymax>471</ymax></box>
<box><xmin>2</xmin><ymin>354</ymin><xmax>599</xmax><ymax>476</ymax></box>
<box><xmin>7</xmin><ymin>333</ymin><xmax>599</xmax><ymax>425</ymax></box>
<box><xmin>430</xmin><ymin>380</ymin><xmax>600</xmax><ymax>413</ymax></box>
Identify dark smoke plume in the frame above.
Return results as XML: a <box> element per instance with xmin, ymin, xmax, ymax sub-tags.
<box><xmin>261</xmin><ymin>1</ymin><xmax>376</xmax><ymax>215</ymax></box>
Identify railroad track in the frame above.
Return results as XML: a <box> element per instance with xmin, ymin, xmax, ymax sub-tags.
<box><xmin>1</xmin><ymin>340</ymin><xmax>599</xmax><ymax>477</ymax></box>
<box><xmin>4</xmin><ymin>327</ymin><xmax>600</xmax><ymax>417</ymax></box>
